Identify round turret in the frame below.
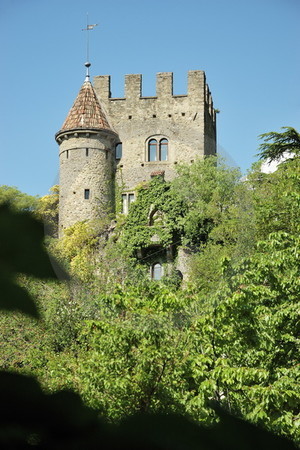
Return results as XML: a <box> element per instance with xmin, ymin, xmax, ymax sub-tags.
<box><xmin>55</xmin><ymin>72</ymin><xmax>118</xmax><ymax>235</ymax></box>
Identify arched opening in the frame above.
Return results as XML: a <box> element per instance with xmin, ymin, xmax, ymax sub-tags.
<box><xmin>159</xmin><ymin>138</ymin><xmax>168</xmax><ymax>161</ymax></box>
<box><xmin>147</xmin><ymin>137</ymin><xmax>168</xmax><ymax>161</ymax></box>
<box><xmin>148</xmin><ymin>139</ymin><xmax>157</xmax><ymax>161</ymax></box>
<box><xmin>151</xmin><ymin>262</ymin><xmax>163</xmax><ymax>280</ymax></box>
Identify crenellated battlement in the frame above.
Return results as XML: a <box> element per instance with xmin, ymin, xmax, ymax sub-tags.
<box><xmin>94</xmin><ymin>71</ymin><xmax>216</xmax><ymax>128</ymax></box>
<box><xmin>95</xmin><ymin>71</ymin><xmax>211</xmax><ymax>104</ymax></box>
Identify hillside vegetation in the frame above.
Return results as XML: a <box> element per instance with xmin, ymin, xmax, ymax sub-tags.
<box><xmin>0</xmin><ymin>128</ymin><xmax>299</xmax><ymax>447</ymax></box>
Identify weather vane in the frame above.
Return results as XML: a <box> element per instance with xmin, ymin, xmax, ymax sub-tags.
<box><xmin>82</xmin><ymin>13</ymin><xmax>98</xmax><ymax>79</ymax></box>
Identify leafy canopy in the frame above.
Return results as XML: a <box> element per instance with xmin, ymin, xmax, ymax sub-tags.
<box><xmin>258</xmin><ymin>127</ymin><xmax>300</xmax><ymax>162</ymax></box>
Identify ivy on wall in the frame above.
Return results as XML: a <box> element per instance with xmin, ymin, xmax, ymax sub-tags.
<box><xmin>120</xmin><ymin>176</ymin><xmax>185</xmax><ymax>257</ymax></box>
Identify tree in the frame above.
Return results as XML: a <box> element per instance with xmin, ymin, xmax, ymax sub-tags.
<box><xmin>213</xmin><ymin>231</ymin><xmax>300</xmax><ymax>443</ymax></box>
<box><xmin>170</xmin><ymin>157</ymin><xmax>244</xmax><ymax>248</ymax></box>
<box><xmin>258</xmin><ymin>127</ymin><xmax>300</xmax><ymax>162</ymax></box>
<box><xmin>170</xmin><ymin>157</ymin><xmax>256</xmax><ymax>294</ymax></box>
<box><xmin>0</xmin><ymin>185</ymin><xmax>38</xmax><ymax>211</ymax></box>
<box><xmin>250</xmin><ymin>156</ymin><xmax>300</xmax><ymax>240</ymax></box>
<box><xmin>35</xmin><ymin>185</ymin><xmax>59</xmax><ymax>236</ymax></box>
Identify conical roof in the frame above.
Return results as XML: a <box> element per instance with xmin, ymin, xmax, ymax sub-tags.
<box><xmin>58</xmin><ymin>78</ymin><xmax>112</xmax><ymax>133</ymax></box>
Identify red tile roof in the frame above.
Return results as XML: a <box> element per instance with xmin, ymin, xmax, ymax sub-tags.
<box><xmin>150</xmin><ymin>170</ymin><xmax>165</xmax><ymax>177</ymax></box>
<box><xmin>59</xmin><ymin>80</ymin><xmax>112</xmax><ymax>132</ymax></box>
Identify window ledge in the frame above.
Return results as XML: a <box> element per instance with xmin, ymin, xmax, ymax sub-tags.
<box><xmin>143</xmin><ymin>161</ymin><xmax>169</xmax><ymax>165</ymax></box>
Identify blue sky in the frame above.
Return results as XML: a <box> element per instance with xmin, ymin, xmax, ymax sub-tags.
<box><xmin>1</xmin><ymin>0</ymin><xmax>299</xmax><ymax>197</ymax></box>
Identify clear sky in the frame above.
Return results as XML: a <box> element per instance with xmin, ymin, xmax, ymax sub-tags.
<box><xmin>1</xmin><ymin>0</ymin><xmax>299</xmax><ymax>197</ymax></box>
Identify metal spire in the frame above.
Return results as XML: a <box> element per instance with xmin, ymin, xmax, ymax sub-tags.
<box><xmin>82</xmin><ymin>13</ymin><xmax>98</xmax><ymax>81</ymax></box>
<box><xmin>85</xmin><ymin>62</ymin><xmax>91</xmax><ymax>81</ymax></box>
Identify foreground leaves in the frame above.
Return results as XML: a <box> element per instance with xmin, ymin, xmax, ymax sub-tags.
<box><xmin>0</xmin><ymin>204</ymin><xmax>68</xmax><ymax>317</ymax></box>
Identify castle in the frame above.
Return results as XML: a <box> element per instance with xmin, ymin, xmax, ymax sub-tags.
<box><xmin>55</xmin><ymin>65</ymin><xmax>216</xmax><ymax>278</ymax></box>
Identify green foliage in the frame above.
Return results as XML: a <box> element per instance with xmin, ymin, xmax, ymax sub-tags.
<box><xmin>1</xmin><ymin>206</ymin><xmax>295</xmax><ymax>447</ymax></box>
<box><xmin>258</xmin><ymin>127</ymin><xmax>300</xmax><ymax>161</ymax></box>
<box><xmin>187</xmin><ymin>242</ymin><xmax>230</xmax><ymax>304</ymax></box>
<box><xmin>56</xmin><ymin>221</ymin><xmax>99</xmax><ymax>282</ymax></box>
<box><xmin>0</xmin><ymin>184</ymin><xmax>38</xmax><ymax>210</ymax></box>
<box><xmin>121</xmin><ymin>175</ymin><xmax>184</xmax><ymax>255</ymax></box>
<box><xmin>35</xmin><ymin>185</ymin><xmax>59</xmax><ymax>236</ymax></box>
<box><xmin>1</xmin><ymin>137</ymin><xmax>300</xmax><ymax>447</ymax></box>
<box><xmin>0</xmin><ymin>204</ymin><xmax>67</xmax><ymax>318</ymax></box>
<box><xmin>214</xmin><ymin>231</ymin><xmax>300</xmax><ymax>443</ymax></box>
<box><xmin>250</xmin><ymin>157</ymin><xmax>300</xmax><ymax>240</ymax></box>
<box><xmin>171</xmin><ymin>157</ymin><xmax>243</xmax><ymax>247</ymax></box>
<box><xmin>0</xmin><ymin>309</ymin><xmax>44</xmax><ymax>371</ymax></box>
<box><xmin>171</xmin><ymin>157</ymin><xmax>256</xmax><ymax>296</ymax></box>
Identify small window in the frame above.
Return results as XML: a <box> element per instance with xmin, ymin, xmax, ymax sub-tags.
<box><xmin>121</xmin><ymin>193</ymin><xmax>135</xmax><ymax>214</ymax></box>
<box><xmin>86</xmin><ymin>148</ymin><xmax>89</xmax><ymax>157</ymax></box>
<box><xmin>128</xmin><ymin>193</ymin><xmax>135</xmax><ymax>207</ymax></box>
<box><xmin>116</xmin><ymin>143</ymin><xmax>122</xmax><ymax>159</ymax></box>
<box><xmin>151</xmin><ymin>263</ymin><xmax>163</xmax><ymax>280</ymax></box>
<box><xmin>84</xmin><ymin>189</ymin><xmax>90</xmax><ymax>200</ymax></box>
<box><xmin>66</xmin><ymin>150</ymin><xmax>69</xmax><ymax>159</ymax></box>
<box><xmin>122</xmin><ymin>194</ymin><xmax>127</xmax><ymax>214</ymax></box>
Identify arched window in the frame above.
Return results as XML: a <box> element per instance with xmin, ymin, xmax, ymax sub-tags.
<box><xmin>147</xmin><ymin>138</ymin><xmax>168</xmax><ymax>161</ymax></box>
<box><xmin>149</xmin><ymin>209</ymin><xmax>164</xmax><ymax>226</ymax></box>
<box><xmin>151</xmin><ymin>262</ymin><xmax>163</xmax><ymax>280</ymax></box>
<box><xmin>159</xmin><ymin>139</ymin><xmax>168</xmax><ymax>161</ymax></box>
<box><xmin>148</xmin><ymin>139</ymin><xmax>157</xmax><ymax>161</ymax></box>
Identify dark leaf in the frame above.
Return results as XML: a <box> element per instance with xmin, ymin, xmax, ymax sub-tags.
<box><xmin>0</xmin><ymin>203</ymin><xmax>68</xmax><ymax>280</ymax></box>
<box><xmin>0</xmin><ymin>273</ymin><xmax>39</xmax><ymax>318</ymax></box>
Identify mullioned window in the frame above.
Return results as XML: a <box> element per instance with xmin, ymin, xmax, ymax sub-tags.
<box><xmin>147</xmin><ymin>138</ymin><xmax>168</xmax><ymax>162</ymax></box>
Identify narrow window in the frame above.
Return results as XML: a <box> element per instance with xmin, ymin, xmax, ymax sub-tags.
<box><xmin>66</xmin><ymin>150</ymin><xmax>69</xmax><ymax>159</ymax></box>
<box><xmin>152</xmin><ymin>263</ymin><xmax>163</xmax><ymax>280</ymax></box>
<box><xmin>128</xmin><ymin>193</ymin><xmax>135</xmax><ymax>208</ymax></box>
<box><xmin>116</xmin><ymin>143</ymin><xmax>122</xmax><ymax>159</ymax></box>
<box><xmin>86</xmin><ymin>148</ymin><xmax>89</xmax><ymax>156</ymax></box>
<box><xmin>159</xmin><ymin>139</ymin><xmax>168</xmax><ymax>161</ymax></box>
<box><xmin>122</xmin><ymin>194</ymin><xmax>127</xmax><ymax>214</ymax></box>
<box><xmin>84</xmin><ymin>189</ymin><xmax>90</xmax><ymax>200</ymax></box>
<box><xmin>148</xmin><ymin>139</ymin><xmax>157</xmax><ymax>161</ymax></box>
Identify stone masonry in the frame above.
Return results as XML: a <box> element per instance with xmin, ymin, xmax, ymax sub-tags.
<box><xmin>94</xmin><ymin>71</ymin><xmax>216</xmax><ymax>194</ymax></box>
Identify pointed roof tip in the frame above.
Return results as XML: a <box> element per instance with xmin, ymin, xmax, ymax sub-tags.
<box><xmin>57</xmin><ymin>73</ymin><xmax>113</xmax><ymax>135</ymax></box>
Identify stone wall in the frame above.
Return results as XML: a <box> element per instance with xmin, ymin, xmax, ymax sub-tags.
<box><xmin>94</xmin><ymin>71</ymin><xmax>216</xmax><ymax>192</ymax></box>
<box><xmin>58</xmin><ymin>131</ymin><xmax>117</xmax><ymax>233</ymax></box>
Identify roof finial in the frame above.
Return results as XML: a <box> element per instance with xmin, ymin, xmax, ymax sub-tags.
<box><xmin>85</xmin><ymin>62</ymin><xmax>91</xmax><ymax>81</ymax></box>
<box><xmin>82</xmin><ymin>13</ymin><xmax>98</xmax><ymax>82</ymax></box>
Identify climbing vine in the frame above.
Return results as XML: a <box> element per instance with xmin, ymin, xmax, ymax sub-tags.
<box><xmin>120</xmin><ymin>176</ymin><xmax>185</xmax><ymax>256</ymax></box>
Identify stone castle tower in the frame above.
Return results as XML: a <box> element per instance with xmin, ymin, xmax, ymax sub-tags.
<box><xmin>55</xmin><ymin>66</ymin><xmax>216</xmax><ymax>235</ymax></box>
